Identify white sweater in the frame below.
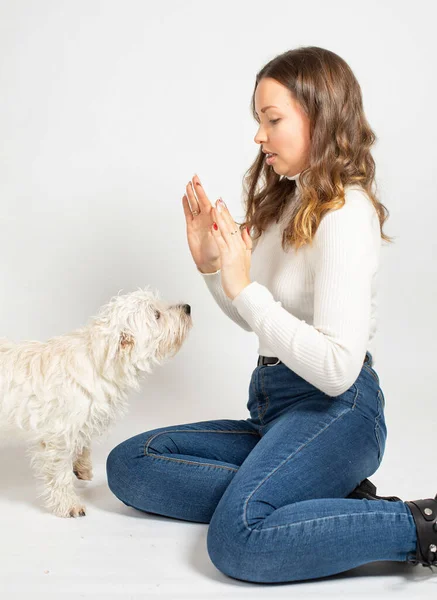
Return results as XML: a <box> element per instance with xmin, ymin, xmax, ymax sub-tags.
<box><xmin>199</xmin><ymin>173</ymin><xmax>382</xmax><ymax>397</ymax></box>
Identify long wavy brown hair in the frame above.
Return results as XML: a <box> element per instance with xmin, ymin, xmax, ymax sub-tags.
<box><xmin>235</xmin><ymin>46</ymin><xmax>395</xmax><ymax>251</ymax></box>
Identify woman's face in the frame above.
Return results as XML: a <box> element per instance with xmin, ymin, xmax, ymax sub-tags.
<box><xmin>253</xmin><ymin>77</ymin><xmax>311</xmax><ymax>177</ymax></box>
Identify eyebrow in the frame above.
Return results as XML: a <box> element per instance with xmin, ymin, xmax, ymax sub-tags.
<box><xmin>255</xmin><ymin>105</ymin><xmax>278</xmax><ymax>116</ymax></box>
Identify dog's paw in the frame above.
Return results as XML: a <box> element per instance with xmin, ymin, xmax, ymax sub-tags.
<box><xmin>52</xmin><ymin>502</ymin><xmax>87</xmax><ymax>518</ymax></box>
<box><xmin>68</xmin><ymin>503</ymin><xmax>87</xmax><ymax>518</ymax></box>
<box><xmin>73</xmin><ymin>468</ymin><xmax>93</xmax><ymax>481</ymax></box>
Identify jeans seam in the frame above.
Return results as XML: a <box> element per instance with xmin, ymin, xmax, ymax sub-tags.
<box><xmin>362</xmin><ymin>363</ymin><xmax>379</xmax><ymax>384</ymax></box>
<box><xmin>250</xmin><ymin>373</ymin><xmax>264</xmax><ymax>419</ymax></box>
<box><xmin>243</xmin><ymin>403</ymin><xmax>353</xmax><ymax>531</ymax></box>
<box><xmin>258</xmin><ymin>369</ymin><xmax>270</xmax><ymax>422</ymax></box>
<box><xmin>374</xmin><ymin>392</ymin><xmax>384</xmax><ymax>464</ymax></box>
<box><xmin>335</xmin><ymin>383</ymin><xmax>359</xmax><ymax>410</ymax></box>
<box><xmin>377</xmin><ymin>389</ymin><xmax>386</xmax><ymax>410</ymax></box>
<box><xmin>246</xmin><ymin>511</ymin><xmax>411</xmax><ymax>533</ymax></box>
<box><xmin>374</xmin><ymin>419</ymin><xmax>382</xmax><ymax>464</ymax></box>
<box><xmin>143</xmin><ymin>429</ymin><xmax>259</xmax><ymax>471</ymax></box>
<box><xmin>349</xmin><ymin>383</ymin><xmax>359</xmax><ymax>410</ymax></box>
<box><xmin>250</xmin><ymin>375</ymin><xmax>257</xmax><ymax>399</ymax></box>
<box><xmin>143</xmin><ymin>454</ymin><xmax>239</xmax><ymax>471</ymax></box>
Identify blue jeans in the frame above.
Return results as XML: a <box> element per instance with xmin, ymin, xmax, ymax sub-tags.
<box><xmin>106</xmin><ymin>351</ymin><xmax>418</xmax><ymax>583</ymax></box>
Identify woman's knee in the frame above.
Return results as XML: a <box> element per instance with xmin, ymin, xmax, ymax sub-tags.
<box><xmin>106</xmin><ymin>439</ymin><xmax>133</xmax><ymax>503</ymax></box>
<box><xmin>106</xmin><ymin>428</ymin><xmax>162</xmax><ymax>502</ymax></box>
<box><xmin>206</xmin><ymin>497</ymin><xmax>254</xmax><ymax>581</ymax></box>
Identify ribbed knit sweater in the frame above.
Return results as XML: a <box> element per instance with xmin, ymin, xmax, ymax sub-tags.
<box><xmin>199</xmin><ymin>173</ymin><xmax>381</xmax><ymax>397</ymax></box>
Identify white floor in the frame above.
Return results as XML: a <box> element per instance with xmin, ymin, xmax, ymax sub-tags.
<box><xmin>1</xmin><ymin>437</ymin><xmax>435</xmax><ymax>600</ymax></box>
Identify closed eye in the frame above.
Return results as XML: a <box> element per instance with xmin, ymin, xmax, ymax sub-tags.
<box><xmin>270</xmin><ymin>119</ymin><xmax>280</xmax><ymax>125</ymax></box>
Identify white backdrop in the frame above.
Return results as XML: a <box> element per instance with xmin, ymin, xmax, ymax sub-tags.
<box><xmin>0</xmin><ymin>0</ymin><xmax>436</xmax><ymax>502</ymax></box>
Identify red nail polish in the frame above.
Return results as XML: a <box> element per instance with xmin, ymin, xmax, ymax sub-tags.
<box><xmin>213</xmin><ymin>222</ymin><xmax>218</xmax><ymax>230</ymax></box>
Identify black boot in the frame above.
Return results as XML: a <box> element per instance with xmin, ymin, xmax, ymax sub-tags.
<box><xmin>405</xmin><ymin>495</ymin><xmax>437</xmax><ymax>568</ymax></box>
<box><xmin>346</xmin><ymin>478</ymin><xmax>403</xmax><ymax>502</ymax></box>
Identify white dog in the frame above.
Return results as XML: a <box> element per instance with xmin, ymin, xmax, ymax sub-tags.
<box><xmin>0</xmin><ymin>287</ymin><xmax>192</xmax><ymax>517</ymax></box>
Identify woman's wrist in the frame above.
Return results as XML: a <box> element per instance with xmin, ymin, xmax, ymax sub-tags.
<box><xmin>197</xmin><ymin>262</ymin><xmax>221</xmax><ymax>274</ymax></box>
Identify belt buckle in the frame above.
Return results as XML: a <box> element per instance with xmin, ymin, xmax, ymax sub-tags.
<box><xmin>267</xmin><ymin>358</ymin><xmax>281</xmax><ymax>367</ymax></box>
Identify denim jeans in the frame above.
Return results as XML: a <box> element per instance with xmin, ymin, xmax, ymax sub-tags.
<box><xmin>106</xmin><ymin>351</ymin><xmax>418</xmax><ymax>583</ymax></box>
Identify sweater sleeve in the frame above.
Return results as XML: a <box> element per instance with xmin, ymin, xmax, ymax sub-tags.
<box><xmin>197</xmin><ymin>267</ymin><xmax>253</xmax><ymax>332</ymax></box>
<box><xmin>230</xmin><ymin>192</ymin><xmax>380</xmax><ymax>396</ymax></box>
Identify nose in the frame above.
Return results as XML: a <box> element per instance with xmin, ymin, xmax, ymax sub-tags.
<box><xmin>183</xmin><ymin>304</ymin><xmax>191</xmax><ymax>315</ymax></box>
<box><xmin>254</xmin><ymin>124</ymin><xmax>267</xmax><ymax>145</ymax></box>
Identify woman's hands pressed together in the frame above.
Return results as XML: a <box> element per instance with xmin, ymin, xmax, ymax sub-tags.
<box><xmin>182</xmin><ymin>175</ymin><xmax>253</xmax><ymax>301</ymax></box>
<box><xmin>210</xmin><ymin>198</ymin><xmax>253</xmax><ymax>301</ymax></box>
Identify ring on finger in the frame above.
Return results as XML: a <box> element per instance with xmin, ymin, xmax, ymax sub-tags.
<box><xmin>186</xmin><ymin>184</ymin><xmax>200</xmax><ymax>216</ymax></box>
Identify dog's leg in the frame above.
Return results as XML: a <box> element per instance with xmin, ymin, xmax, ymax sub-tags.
<box><xmin>73</xmin><ymin>446</ymin><xmax>93</xmax><ymax>481</ymax></box>
<box><xmin>29</xmin><ymin>439</ymin><xmax>87</xmax><ymax>518</ymax></box>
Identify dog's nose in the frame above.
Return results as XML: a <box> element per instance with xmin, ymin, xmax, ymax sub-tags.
<box><xmin>183</xmin><ymin>304</ymin><xmax>191</xmax><ymax>315</ymax></box>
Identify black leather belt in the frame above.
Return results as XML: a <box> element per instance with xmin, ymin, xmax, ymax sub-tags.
<box><xmin>257</xmin><ymin>356</ymin><xmax>282</xmax><ymax>367</ymax></box>
<box><xmin>257</xmin><ymin>352</ymin><xmax>372</xmax><ymax>368</ymax></box>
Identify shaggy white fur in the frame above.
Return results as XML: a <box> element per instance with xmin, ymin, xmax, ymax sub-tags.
<box><xmin>0</xmin><ymin>287</ymin><xmax>192</xmax><ymax>517</ymax></box>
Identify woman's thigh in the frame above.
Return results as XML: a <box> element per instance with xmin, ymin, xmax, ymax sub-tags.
<box><xmin>106</xmin><ymin>418</ymin><xmax>260</xmax><ymax>522</ymax></box>
<box><xmin>208</xmin><ymin>373</ymin><xmax>385</xmax><ymax>534</ymax></box>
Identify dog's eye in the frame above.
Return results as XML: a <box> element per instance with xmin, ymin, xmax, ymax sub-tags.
<box><xmin>155</xmin><ymin>310</ymin><xmax>161</xmax><ymax>320</ymax></box>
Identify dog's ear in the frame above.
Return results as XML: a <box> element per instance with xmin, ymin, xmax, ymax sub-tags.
<box><xmin>119</xmin><ymin>331</ymin><xmax>135</xmax><ymax>349</ymax></box>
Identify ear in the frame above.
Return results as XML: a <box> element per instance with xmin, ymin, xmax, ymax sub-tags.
<box><xmin>119</xmin><ymin>331</ymin><xmax>135</xmax><ymax>349</ymax></box>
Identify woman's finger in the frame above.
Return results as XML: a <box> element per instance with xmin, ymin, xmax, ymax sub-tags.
<box><xmin>215</xmin><ymin>199</ymin><xmax>239</xmax><ymax>235</ymax></box>
<box><xmin>212</xmin><ymin>207</ymin><xmax>237</xmax><ymax>248</ymax></box>
<box><xmin>215</xmin><ymin>201</ymin><xmax>247</xmax><ymax>249</ymax></box>
<box><xmin>211</xmin><ymin>216</ymin><xmax>228</xmax><ymax>251</ymax></box>
<box><xmin>242</xmin><ymin>226</ymin><xmax>253</xmax><ymax>251</ymax></box>
<box><xmin>192</xmin><ymin>174</ymin><xmax>213</xmax><ymax>210</ymax></box>
<box><xmin>182</xmin><ymin>194</ymin><xmax>195</xmax><ymax>223</ymax></box>
<box><xmin>186</xmin><ymin>180</ymin><xmax>200</xmax><ymax>214</ymax></box>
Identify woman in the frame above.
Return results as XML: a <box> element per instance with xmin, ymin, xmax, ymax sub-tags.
<box><xmin>106</xmin><ymin>46</ymin><xmax>437</xmax><ymax>582</ymax></box>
